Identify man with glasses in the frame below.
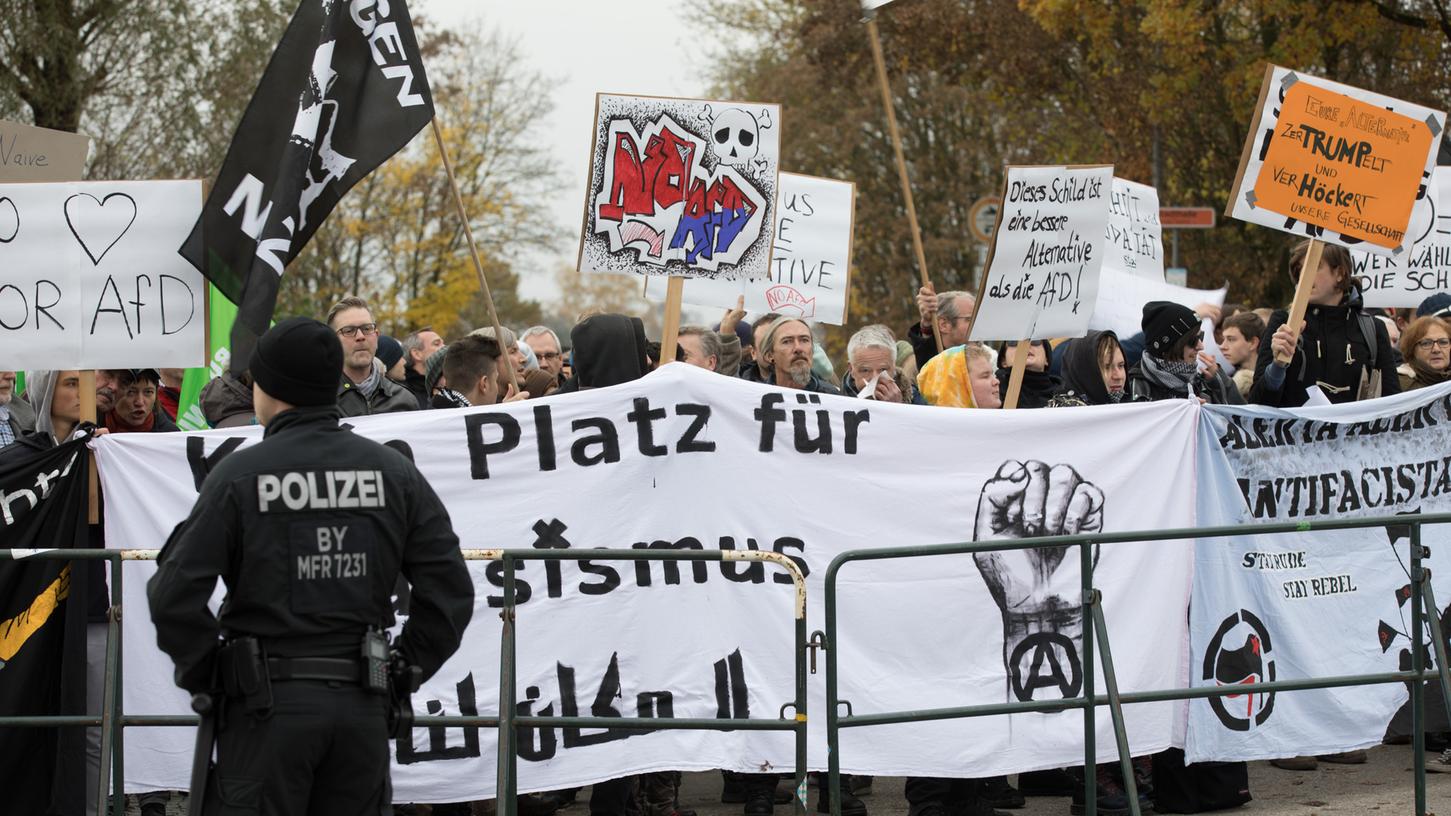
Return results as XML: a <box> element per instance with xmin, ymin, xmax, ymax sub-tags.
<box><xmin>522</xmin><ymin>326</ymin><xmax>566</xmax><ymax>385</ymax></box>
<box><xmin>908</xmin><ymin>286</ymin><xmax>977</xmax><ymax>369</ymax></box>
<box><xmin>325</xmin><ymin>296</ymin><xmax>419</xmax><ymax>417</ymax></box>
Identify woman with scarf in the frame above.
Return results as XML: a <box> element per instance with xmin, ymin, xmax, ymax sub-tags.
<box><xmin>918</xmin><ymin>343</ymin><xmax>1002</xmax><ymax>408</ymax></box>
<box><xmin>1397</xmin><ymin>316</ymin><xmax>1451</xmax><ymax>392</ymax></box>
<box><xmin>1126</xmin><ymin>301</ymin><xmax>1242</xmax><ymax>404</ymax></box>
<box><xmin>1050</xmin><ymin>330</ymin><xmax>1136</xmax><ymax>407</ymax></box>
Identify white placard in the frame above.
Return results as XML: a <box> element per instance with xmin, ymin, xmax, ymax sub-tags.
<box><xmin>96</xmin><ymin>364</ymin><xmax>1196</xmax><ymax>798</ymax></box>
<box><xmin>1105</xmin><ymin>177</ymin><xmax>1164</xmax><ymax>281</ymax></box>
<box><xmin>645</xmin><ymin>173</ymin><xmax>855</xmax><ymax>324</ymax></box>
<box><xmin>1089</xmin><ymin>266</ymin><xmax>1226</xmax><ymax>341</ymax></box>
<box><xmin>1355</xmin><ymin>167</ymin><xmax>1451</xmax><ymax>308</ymax></box>
<box><xmin>970</xmin><ymin>165</ymin><xmax>1113</xmax><ymax>341</ymax></box>
<box><xmin>0</xmin><ymin>180</ymin><xmax>206</xmax><ymax>369</ymax></box>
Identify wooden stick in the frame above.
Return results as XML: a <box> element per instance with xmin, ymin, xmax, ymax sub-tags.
<box><xmin>1277</xmin><ymin>239</ymin><xmax>1325</xmax><ymax>365</ymax></box>
<box><xmin>81</xmin><ymin>370</ymin><xmax>99</xmax><ymax>523</ymax></box>
<box><xmin>1002</xmin><ymin>341</ymin><xmax>1029</xmax><ymax>410</ymax></box>
<box><xmin>660</xmin><ymin>276</ymin><xmax>685</xmax><ymax>366</ymax></box>
<box><xmin>430</xmin><ymin>117</ymin><xmax>521</xmax><ymax>395</ymax></box>
<box><xmin>865</xmin><ymin>16</ymin><xmax>942</xmax><ymax>355</ymax></box>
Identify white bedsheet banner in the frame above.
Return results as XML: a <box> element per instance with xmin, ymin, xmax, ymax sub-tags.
<box><xmin>1189</xmin><ymin>382</ymin><xmax>1451</xmax><ymax>762</ymax></box>
<box><xmin>95</xmin><ymin>364</ymin><xmax>1197</xmax><ymax>800</ymax></box>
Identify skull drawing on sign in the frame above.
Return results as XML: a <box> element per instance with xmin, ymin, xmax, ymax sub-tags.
<box><xmin>704</xmin><ymin>106</ymin><xmax>773</xmax><ymax>168</ymax></box>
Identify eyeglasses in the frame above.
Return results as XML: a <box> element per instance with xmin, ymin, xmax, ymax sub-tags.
<box><xmin>538</xmin><ymin>352</ymin><xmax>561</xmax><ymax>361</ymax></box>
<box><xmin>336</xmin><ymin>323</ymin><xmax>378</xmax><ymax>338</ymax></box>
<box><xmin>1416</xmin><ymin>338</ymin><xmax>1451</xmax><ymax>350</ymax></box>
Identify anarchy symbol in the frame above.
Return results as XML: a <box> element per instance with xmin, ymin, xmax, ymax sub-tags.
<box><xmin>1008</xmin><ymin>631</ymin><xmax>1083</xmax><ymax>702</ymax></box>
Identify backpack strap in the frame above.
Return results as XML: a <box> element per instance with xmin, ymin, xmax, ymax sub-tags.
<box><xmin>1356</xmin><ymin>313</ymin><xmax>1379</xmax><ymax>370</ymax></box>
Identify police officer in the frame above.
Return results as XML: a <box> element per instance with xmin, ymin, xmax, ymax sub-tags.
<box><xmin>148</xmin><ymin>317</ymin><xmax>474</xmax><ymax>814</ymax></box>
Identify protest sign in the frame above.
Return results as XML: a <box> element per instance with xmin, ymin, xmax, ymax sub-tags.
<box><xmin>1104</xmin><ymin>177</ymin><xmax>1164</xmax><ymax>281</ymax></box>
<box><xmin>1190</xmin><ymin>383</ymin><xmax>1451</xmax><ymax>761</ymax></box>
<box><xmin>644</xmin><ymin>173</ymin><xmax>855</xmax><ymax>324</ymax></box>
<box><xmin>1228</xmin><ymin>66</ymin><xmax>1446</xmax><ymax>256</ymax></box>
<box><xmin>969</xmin><ymin>165</ymin><xmax>1112</xmax><ymax>342</ymax></box>
<box><xmin>1089</xmin><ymin>266</ymin><xmax>1226</xmax><ymax>342</ymax></box>
<box><xmin>1355</xmin><ymin>167</ymin><xmax>1451</xmax><ymax>308</ymax></box>
<box><xmin>0</xmin><ymin>120</ymin><xmax>89</xmax><ymax>183</ymax></box>
<box><xmin>0</xmin><ymin>180</ymin><xmax>206</xmax><ymax>370</ymax></box>
<box><xmin>578</xmin><ymin>94</ymin><xmax>781</xmax><ymax>281</ymax></box>
<box><xmin>96</xmin><ymin>364</ymin><xmax>1196</xmax><ymax>799</ymax></box>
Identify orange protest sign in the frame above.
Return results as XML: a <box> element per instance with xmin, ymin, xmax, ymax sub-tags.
<box><xmin>1250</xmin><ymin>80</ymin><xmax>1434</xmax><ymax>250</ymax></box>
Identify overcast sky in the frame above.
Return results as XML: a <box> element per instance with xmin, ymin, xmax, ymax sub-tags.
<box><xmin>417</xmin><ymin>0</ymin><xmax>707</xmax><ymax>306</ymax></box>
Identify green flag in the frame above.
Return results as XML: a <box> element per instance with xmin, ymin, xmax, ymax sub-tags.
<box><xmin>175</xmin><ymin>285</ymin><xmax>239</xmax><ymax>431</ymax></box>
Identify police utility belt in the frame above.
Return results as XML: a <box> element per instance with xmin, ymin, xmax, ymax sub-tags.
<box><xmin>215</xmin><ymin>629</ymin><xmax>400</xmax><ymax>713</ymax></box>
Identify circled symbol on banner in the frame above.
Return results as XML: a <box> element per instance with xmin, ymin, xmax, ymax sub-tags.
<box><xmin>1009</xmin><ymin>631</ymin><xmax>1082</xmax><ymax>701</ymax></box>
<box><xmin>1204</xmin><ymin>608</ymin><xmax>1276</xmax><ymax>731</ymax></box>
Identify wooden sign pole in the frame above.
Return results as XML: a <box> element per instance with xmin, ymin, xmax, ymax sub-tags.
<box><xmin>81</xmin><ymin>370</ymin><xmax>99</xmax><ymax>523</ymax></box>
<box><xmin>431</xmin><ymin>117</ymin><xmax>521</xmax><ymax>395</ymax></box>
<box><xmin>660</xmin><ymin>276</ymin><xmax>685</xmax><ymax>365</ymax></box>
<box><xmin>1277</xmin><ymin>239</ymin><xmax>1326</xmax><ymax>365</ymax></box>
<box><xmin>865</xmin><ymin>14</ymin><xmax>942</xmax><ymax>354</ymax></box>
<box><xmin>1002</xmin><ymin>341</ymin><xmax>1029</xmax><ymax>410</ymax></box>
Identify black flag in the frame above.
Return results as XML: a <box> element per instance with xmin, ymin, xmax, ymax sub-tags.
<box><xmin>0</xmin><ymin>438</ymin><xmax>92</xmax><ymax>814</ymax></box>
<box><xmin>179</xmin><ymin>0</ymin><xmax>435</xmax><ymax>367</ymax></box>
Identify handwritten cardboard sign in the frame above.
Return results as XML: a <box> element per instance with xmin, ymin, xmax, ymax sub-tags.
<box><xmin>0</xmin><ymin>120</ymin><xmax>90</xmax><ymax>182</ymax></box>
<box><xmin>1228</xmin><ymin>66</ymin><xmax>1446</xmax><ymax>256</ymax></box>
<box><xmin>1354</xmin><ymin>166</ymin><xmax>1451</xmax><ymax>308</ymax></box>
<box><xmin>1104</xmin><ymin>177</ymin><xmax>1163</xmax><ymax>281</ymax></box>
<box><xmin>578</xmin><ymin>93</ymin><xmax>781</xmax><ymax>280</ymax></box>
<box><xmin>0</xmin><ymin>180</ymin><xmax>206</xmax><ymax>369</ymax></box>
<box><xmin>645</xmin><ymin>172</ymin><xmax>855</xmax><ymax>324</ymax></box>
<box><xmin>968</xmin><ymin>164</ymin><xmax>1112</xmax><ymax>342</ymax></box>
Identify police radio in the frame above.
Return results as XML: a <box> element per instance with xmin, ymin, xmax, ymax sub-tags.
<box><xmin>362</xmin><ymin>628</ymin><xmax>390</xmax><ymax>694</ymax></box>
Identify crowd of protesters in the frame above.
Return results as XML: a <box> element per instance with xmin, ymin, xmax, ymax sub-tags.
<box><xmin>4</xmin><ymin>239</ymin><xmax>1451</xmax><ymax>816</ymax></box>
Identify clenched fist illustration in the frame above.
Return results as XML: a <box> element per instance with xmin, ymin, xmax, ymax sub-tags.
<box><xmin>973</xmin><ymin>460</ymin><xmax>1104</xmax><ymax>702</ymax></box>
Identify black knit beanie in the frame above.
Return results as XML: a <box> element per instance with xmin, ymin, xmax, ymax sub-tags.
<box><xmin>249</xmin><ymin>317</ymin><xmax>343</xmax><ymax>407</ymax></box>
<box><xmin>1142</xmin><ymin>301</ymin><xmax>1199</xmax><ymax>357</ymax></box>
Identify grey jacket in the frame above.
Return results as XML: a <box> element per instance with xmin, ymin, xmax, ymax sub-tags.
<box><xmin>5</xmin><ymin>395</ymin><xmax>36</xmax><ymax>440</ymax></box>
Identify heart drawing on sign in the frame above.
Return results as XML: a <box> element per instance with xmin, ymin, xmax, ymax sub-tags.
<box><xmin>0</xmin><ymin>197</ymin><xmax>17</xmax><ymax>243</ymax></box>
<box><xmin>64</xmin><ymin>192</ymin><xmax>137</xmax><ymax>265</ymax></box>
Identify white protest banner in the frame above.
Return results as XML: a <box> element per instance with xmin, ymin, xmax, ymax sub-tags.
<box><xmin>1105</xmin><ymin>177</ymin><xmax>1164</xmax><ymax>281</ymax></box>
<box><xmin>969</xmin><ymin>165</ymin><xmax>1112</xmax><ymax>342</ymax></box>
<box><xmin>1188</xmin><ymin>383</ymin><xmax>1451</xmax><ymax>762</ymax></box>
<box><xmin>0</xmin><ymin>120</ymin><xmax>90</xmax><ymax>182</ymax></box>
<box><xmin>1355</xmin><ymin>167</ymin><xmax>1451</xmax><ymax>308</ymax></box>
<box><xmin>0</xmin><ymin>180</ymin><xmax>206</xmax><ymax>370</ymax></box>
<box><xmin>95</xmin><ymin>364</ymin><xmax>1196</xmax><ymax>798</ymax></box>
<box><xmin>644</xmin><ymin>173</ymin><xmax>855</xmax><ymax>324</ymax></box>
<box><xmin>1227</xmin><ymin>65</ymin><xmax>1446</xmax><ymax>256</ymax></box>
<box><xmin>578</xmin><ymin>94</ymin><xmax>781</xmax><ymax>280</ymax></box>
<box><xmin>1089</xmin><ymin>266</ymin><xmax>1225</xmax><ymax>341</ymax></box>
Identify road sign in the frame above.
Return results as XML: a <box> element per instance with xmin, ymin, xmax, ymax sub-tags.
<box><xmin>1159</xmin><ymin>207</ymin><xmax>1216</xmax><ymax>229</ymax></box>
<box><xmin>969</xmin><ymin>195</ymin><xmax>1001</xmax><ymax>242</ymax></box>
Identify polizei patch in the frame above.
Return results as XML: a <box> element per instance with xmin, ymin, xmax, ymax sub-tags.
<box><xmin>256</xmin><ymin>469</ymin><xmax>385</xmax><ymax>512</ymax></box>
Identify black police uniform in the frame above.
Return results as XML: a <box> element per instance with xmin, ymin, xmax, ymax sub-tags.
<box><xmin>147</xmin><ymin>401</ymin><xmax>473</xmax><ymax>814</ymax></box>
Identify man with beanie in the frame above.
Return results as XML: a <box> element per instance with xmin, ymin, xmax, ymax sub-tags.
<box><xmin>147</xmin><ymin>317</ymin><xmax>474</xmax><ymax>816</ymax></box>
<box><xmin>1128</xmin><ymin>301</ymin><xmax>1241</xmax><ymax>404</ymax></box>
<box><xmin>326</xmin><ymin>296</ymin><xmax>419</xmax><ymax>416</ymax></box>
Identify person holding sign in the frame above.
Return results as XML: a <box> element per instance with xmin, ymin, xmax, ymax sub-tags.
<box><xmin>1249</xmin><ymin>241</ymin><xmax>1399</xmax><ymax>407</ymax></box>
<box><xmin>1127</xmin><ymin>302</ymin><xmax>1242</xmax><ymax>404</ymax></box>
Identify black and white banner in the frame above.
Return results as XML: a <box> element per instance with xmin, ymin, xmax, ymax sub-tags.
<box><xmin>95</xmin><ymin>365</ymin><xmax>1196</xmax><ymax>800</ymax></box>
<box><xmin>0</xmin><ymin>437</ymin><xmax>92</xmax><ymax>814</ymax></box>
<box><xmin>179</xmin><ymin>0</ymin><xmax>433</xmax><ymax>365</ymax></box>
<box><xmin>1190</xmin><ymin>382</ymin><xmax>1451</xmax><ymax>761</ymax></box>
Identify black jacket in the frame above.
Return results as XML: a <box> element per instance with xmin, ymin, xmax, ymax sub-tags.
<box><xmin>1126</xmin><ymin>356</ymin><xmax>1241</xmax><ymax>404</ymax></box>
<box><xmin>1248</xmin><ymin>287</ymin><xmax>1400</xmax><ymax>407</ymax></box>
<box><xmin>147</xmin><ymin>407</ymin><xmax>473</xmax><ymax>694</ymax></box>
<box><xmin>995</xmin><ymin>367</ymin><xmax>1060</xmax><ymax>409</ymax></box>
<box><xmin>907</xmin><ymin>322</ymin><xmax>938</xmax><ymax>371</ymax></box>
<box><xmin>556</xmin><ymin>314</ymin><xmax>649</xmax><ymax>393</ymax></box>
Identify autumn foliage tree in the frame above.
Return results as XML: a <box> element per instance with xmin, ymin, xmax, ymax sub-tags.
<box><xmin>699</xmin><ymin>0</ymin><xmax>1450</xmax><ymax>351</ymax></box>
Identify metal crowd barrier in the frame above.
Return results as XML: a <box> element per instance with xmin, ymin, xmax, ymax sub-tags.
<box><xmin>0</xmin><ymin>547</ymin><xmax>810</xmax><ymax>816</ymax></box>
<box><xmin>821</xmin><ymin>512</ymin><xmax>1451</xmax><ymax>816</ymax></box>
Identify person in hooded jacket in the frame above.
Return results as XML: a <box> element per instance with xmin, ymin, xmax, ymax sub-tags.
<box><xmin>993</xmin><ymin>340</ymin><xmax>1058</xmax><ymax>409</ymax></box>
<box><xmin>200</xmin><ymin>370</ymin><xmax>257</xmax><ymax>428</ymax></box>
<box><xmin>1250</xmin><ymin>240</ymin><xmax>1399</xmax><ymax>407</ymax></box>
<box><xmin>1050</xmin><ymin>331</ymin><xmax>1136</xmax><ymax>407</ymax></box>
<box><xmin>556</xmin><ymin>313</ymin><xmax>650</xmax><ymax>392</ymax></box>
<box><xmin>1127</xmin><ymin>301</ymin><xmax>1242</xmax><ymax>404</ymax></box>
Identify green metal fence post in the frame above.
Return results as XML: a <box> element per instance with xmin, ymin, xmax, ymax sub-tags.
<box><xmin>498</xmin><ymin>554</ymin><xmax>519</xmax><ymax>816</ymax></box>
<box><xmin>794</xmin><ymin>615</ymin><xmax>809</xmax><ymax>816</ymax></box>
<box><xmin>1081</xmin><ymin>541</ymin><xmax>1096</xmax><ymax>816</ymax></box>
<box><xmin>1089</xmin><ymin>596</ymin><xmax>1140</xmax><ymax>816</ymax></box>
<box><xmin>824</xmin><ymin>561</ymin><xmax>842</xmax><ymax>816</ymax></box>
<box><xmin>1412</xmin><ymin>525</ymin><xmax>1427</xmax><ymax>815</ymax></box>
<box><xmin>96</xmin><ymin>558</ymin><xmax>121</xmax><ymax>816</ymax></box>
